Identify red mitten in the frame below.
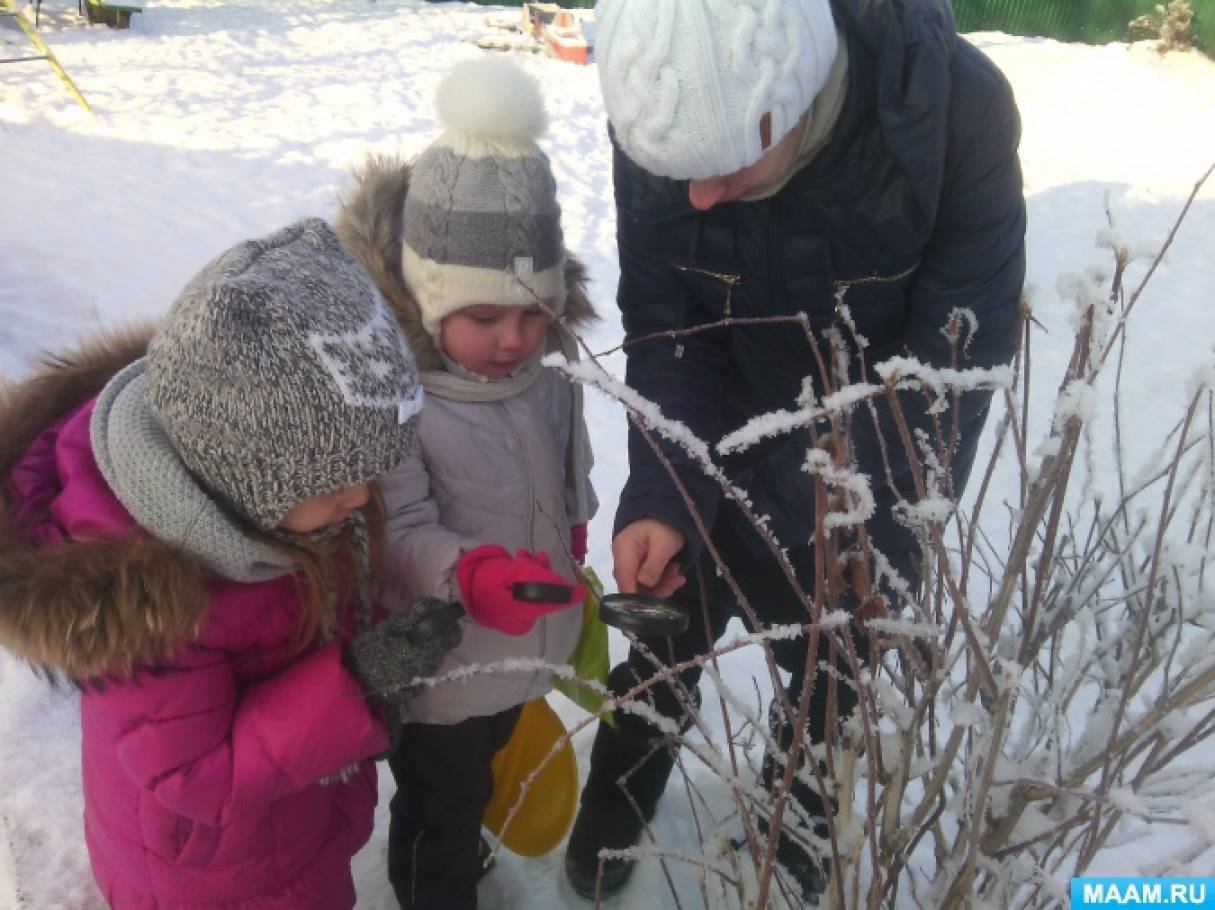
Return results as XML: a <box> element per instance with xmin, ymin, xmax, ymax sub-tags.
<box><xmin>570</xmin><ymin>523</ymin><xmax>588</xmax><ymax>566</ymax></box>
<box><xmin>456</xmin><ymin>545</ymin><xmax>586</xmax><ymax>636</ymax></box>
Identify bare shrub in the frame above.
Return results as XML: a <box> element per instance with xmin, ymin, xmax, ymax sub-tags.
<box><xmin>534</xmin><ymin>161</ymin><xmax>1215</xmax><ymax>908</ymax></box>
<box><xmin>1127</xmin><ymin>1</ymin><xmax>1197</xmax><ymax>54</ymax></box>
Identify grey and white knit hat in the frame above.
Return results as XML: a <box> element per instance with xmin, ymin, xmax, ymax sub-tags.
<box><xmin>595</xmin><ymin>0</ymin><xmax>839</xmax><ymax>179</ymax></box>
<box><xmin>138</xmin><ymin>217</ymin><xmax>423</xmax><ymax>531</ymax></box>
<box><xmin>402</xmin><ymin>56</ymin><xmax>566</xmax><ymax>339</ymax></box>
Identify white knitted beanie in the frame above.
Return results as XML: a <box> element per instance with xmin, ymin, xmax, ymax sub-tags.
<box><xmin>403</xmin><ymin>56</ymin><xmax>566</xmax><ymax>340</ymax></box>
<box><xmin>595</xmin><ymin>0</ymin><xmax>839</xmax><ymax>179</ymax></box>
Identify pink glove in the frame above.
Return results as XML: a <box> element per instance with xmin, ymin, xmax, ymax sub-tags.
<box><xmin>456</xmin><ymin>545</ymin><xmax>586</xmax><ymax>636</ymax></box>
<box><xmin>570</xmin><ymin>523</ymin><xmax>588</xmax><ymax>566</ymax></box>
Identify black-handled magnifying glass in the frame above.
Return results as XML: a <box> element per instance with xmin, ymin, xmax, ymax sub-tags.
<box><xmin>510</xmin><ymin>582</ymin><xmax>688</xmax><ymax>636</ymax></box>
<box><xmin>598</xmin><ymin>593</ymin><xmax>689</xmax><ymax>637</ymax></box>
<box><xmin>511</xmin><ymin>581</ymin><xmax>578</xmax><ymax>604</ymax></box>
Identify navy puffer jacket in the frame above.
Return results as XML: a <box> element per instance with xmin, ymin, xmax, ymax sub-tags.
<box><xmin>612</xmin><ymin>0</ymin><xmax>1026</xmax><ymax>582</ymax></box>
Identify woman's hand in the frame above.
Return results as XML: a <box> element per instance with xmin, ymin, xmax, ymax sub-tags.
<box><xmin>612</xmin><ymin>519</ymin><xmax>686</xmax><ymax>598</ymax></box>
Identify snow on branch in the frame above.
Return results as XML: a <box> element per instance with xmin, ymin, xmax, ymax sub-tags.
<box><xmin>547</xmin><ymin>352</ymin><xmax>720</xmax><ymax>472</ymax></box>
<box><xmin>863</xmin><ymin>617</ymin><xmax>942</xmax><ymax>639</ymax></box>
<box><xmin>1052</xmin><ymin>379</ymin><xmax>1098</xmax><ymax>431</ymax></box>
<box><xmin>873</xmin><ymin>356</ymin><xmax>1013</xmax><ymax>395</ymax></box>
<box><xmin>716</xmin><ymin>383</ymin><xmax>883</xmax><ymax>456</ymax></box>
<box><xmin>803</xmin><ymin>448</ymin><xmax>875</xmax><ymax>531</ymax></box>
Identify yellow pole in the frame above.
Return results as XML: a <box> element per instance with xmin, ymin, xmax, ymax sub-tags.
<box><xmin>1</xmin><ymin>0</ymin><xmax>92</xmax><ymax>112</ymax></box>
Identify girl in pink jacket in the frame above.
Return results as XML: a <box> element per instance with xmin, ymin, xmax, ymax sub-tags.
<box><xmin>0</xmin><ymin>219</ymin><xmax>460</xmax><ymax>909</ymax></box>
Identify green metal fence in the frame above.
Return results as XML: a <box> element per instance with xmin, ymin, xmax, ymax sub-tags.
<box><xmin>951</xmin><ymin>0</ymin><xmax>1212</xmax><ymax>52</ymax></box>
<box><xmin>464</xmin><ymin>1</ymin><xmax>1210</xmax><ymax>53</ymax></box>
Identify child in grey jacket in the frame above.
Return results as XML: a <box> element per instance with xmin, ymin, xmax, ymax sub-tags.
<box><xmin>335</xmin><ymin>57</ymin><xmax>598</xmax><ymax>910</ymax></box>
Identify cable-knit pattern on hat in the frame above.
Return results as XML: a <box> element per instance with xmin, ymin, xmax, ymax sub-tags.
<box><xmin>605</xmin><ymin>0</ymin><xmax>679</xmax><ymax>175</ymax></box>
<box><xmin>419</xmin><ymin>144</ymin><xmax>463</xmax><ymax>327</ymax></box>
<box><xmin>501</xmin><ymin>155</ymin><xmax>532</xmax><ymax>262</ymax></box>
<box><xmin>400</xmin><ymin>57</ymin><xmax>567</xmax><ymax>337</ymax></box>
<box><xmin>597</xmin><ymin>0</ymin><xmax>839</xmax><ymax>179</ymax></box>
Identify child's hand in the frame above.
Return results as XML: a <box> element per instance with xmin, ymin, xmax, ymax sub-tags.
<box><xmin>457</xmin><ymin>545</ymin><xmax>585</xmax><ymax>636</ymax></box>
<box><xmin>346</xmin><ymin>598</ymin><xmax>464</xmax><ymax>703</ymax></box>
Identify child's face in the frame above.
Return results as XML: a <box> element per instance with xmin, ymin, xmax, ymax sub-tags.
<box><xmin>278</xmin><ymin>483</ymin><xmax>370</xmax><ymax>533</ymax></box>
<box><xmin>439</xmin><ymin>303</ymin><xmax>550</xmax><ymax>379</ymax></box>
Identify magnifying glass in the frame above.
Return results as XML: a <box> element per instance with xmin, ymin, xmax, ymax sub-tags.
<box><xmin>510</xmin><ymin>583</ymin><xmax>689</xmax><ymax>637</ymax></box>
<box><xmin>598</xmin><ymin>593</ymin><xmax>689</xmax><ymax>637</ymax></box>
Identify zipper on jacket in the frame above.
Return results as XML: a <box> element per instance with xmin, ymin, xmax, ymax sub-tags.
<box><xmin>499</xmin><ymin>401</ymin><xmax>548</xmax><ymax>679</ymax></box>
<box><xmin>671</xmin><ymin>263</ymin><xmax>741</xmax><ymax>316</ymax></box>
<box><xmin>830</xmin><ymin>261</ymin><xmax>920</xmax><ymax>316</ymax></box>
<box><xmin>500</xmin><ymin>402</ymin><xmax>537</xmax><ymax>552</ymax></box>
<box><xmin>828</xmin><ymin>261</ymin><xmax>922</xmax><ymax>382</ymax></box>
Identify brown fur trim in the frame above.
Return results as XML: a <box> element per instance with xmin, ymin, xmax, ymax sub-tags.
<box><xmin>0</xmin><ymin>324</ymin><xmax>216</xmax><ymax>678</ymax></box>
<box><xmin>334</xmin><ymin>155</ymin><xmax>598</xmax><ymax>372</ymax></box>
<box><xmin>0</xmin><ymin>323</ymin><xmax>154</xmax><ymax>478</ymax></box>
<box><xmin>333</xmin><ymin>156</ymin><xmax>441</xmax><ymax>369</ymax></box>
<box><xmin>0</xmin><ymin>536</ymin><xmax>207</xmax><ymax>679</ymax></box>
<box><xmin>563</xmin><ymin>255</ymin><xmax>597</xmax><ymax>332</ymax></box>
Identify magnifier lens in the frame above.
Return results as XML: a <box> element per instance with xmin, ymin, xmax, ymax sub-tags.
<box><xmin>599</xmin><ymin>594</ymin><xmax>689</xmax><ymax>636</ymax></box>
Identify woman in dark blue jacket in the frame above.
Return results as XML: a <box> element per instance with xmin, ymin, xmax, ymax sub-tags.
<box><xmin>567</xmin><ymin>0</ymin><xmax>1027</xmax><ymax>900</ymax></box>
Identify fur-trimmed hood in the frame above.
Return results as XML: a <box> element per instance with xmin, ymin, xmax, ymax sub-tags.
<box><xmin>334</xmin><ymin>155</ymin><xmax>598</xmax><ymax>372</ymax></box>
<box><xmin>0</xmin><ymin>327</ymin><xmax>211</xmax><ymax>680</ymax></box>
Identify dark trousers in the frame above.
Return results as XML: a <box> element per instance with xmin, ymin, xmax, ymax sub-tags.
<box><xmin>582</xmin><ymin>515</ymin><xmax>869</xmax><ymax>839</ymax></box>
<box><xmin>387</xmin><ymin>705</ymin><xmax>522</xmax><ymax>910</ymax></box>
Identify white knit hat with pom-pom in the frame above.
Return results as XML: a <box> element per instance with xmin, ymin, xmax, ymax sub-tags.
<box><xmin>595</xmin><ymin>0</ymin><xmax>839</xmax><ymax>179</ymax></box>
<box><xmin>402</xmin><ymin>56</ymin><xmax>566</xmax><ymax>339</ymax></box>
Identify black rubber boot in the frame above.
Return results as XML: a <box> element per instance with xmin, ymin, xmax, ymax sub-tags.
<box><xmin>772</xmin><ymin>826</ymin><xmax>829</xmax><ymax>906</ymax></box>
<box><xmin>759</xmin><ymin>699</ymin><xmax>838</xmax><ymax>906</ymax></box>
<box><xmin>733</xmin><ymin>822</ymin><xmax>829</xmax><ymax>907</ymax></box>
<box><xmin>564</xmin><ymin>664</ymin><xmax>691</xmax><ymax>899</ymax></box>
<box><xmin>754</xmin><ymin>771</ymin><xmax>831</xmax><ymax>904</ymax></box>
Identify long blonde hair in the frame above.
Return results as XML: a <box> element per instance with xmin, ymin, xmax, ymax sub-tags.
<box><xmin>249</xmin><ymin>485</ymin><xmax>387</xmax><ymax>652</ymax></box>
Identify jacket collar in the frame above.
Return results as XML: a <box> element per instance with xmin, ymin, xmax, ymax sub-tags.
<box><xmin>828</xmin><ymin>0</ymin><xmax>956</xmax><ymax>223</ymax></box>
<box><xmin>0</xmin><ymin>328</ymin><xmax>214</xmax><ymax>680</ymax></box>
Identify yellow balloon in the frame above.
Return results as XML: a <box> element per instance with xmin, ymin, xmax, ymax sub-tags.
<box><xmin>484</xmin><ymin>698</ymin><xmax>578</xmax><ymax>857</ymax></box>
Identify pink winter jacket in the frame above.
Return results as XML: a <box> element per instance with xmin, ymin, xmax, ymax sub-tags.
<box><xmin>0</xmin><ymin>333</ymin><xmax>389</xmax><ymax>909</ymax></box>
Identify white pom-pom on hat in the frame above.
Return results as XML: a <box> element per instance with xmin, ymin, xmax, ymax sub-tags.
<box><xmin>403</xmin><ymin>54</ymin><xmax>566</xmax><ymax>337</ymax></box>
<box><xmin>435</xmin><ymin>56</ymin><xmax>548</xmax><ymax>150</ymax></box>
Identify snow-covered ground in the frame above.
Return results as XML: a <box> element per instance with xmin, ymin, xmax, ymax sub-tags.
<box><xmin>2</xmin><ymin>1</ymin><xmax>1214</xmax><ymax>907</ymax></box>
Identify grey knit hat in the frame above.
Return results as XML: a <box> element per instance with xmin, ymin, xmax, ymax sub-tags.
<box><xmin>142</xmin><ymin>217</ymin><xmax>423</xmax><ymax>530</ymax></box>
<box><xmin>402</xmin><ymin>56</ymin><xmax>566</xmax><ymax>339</ymax></box>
